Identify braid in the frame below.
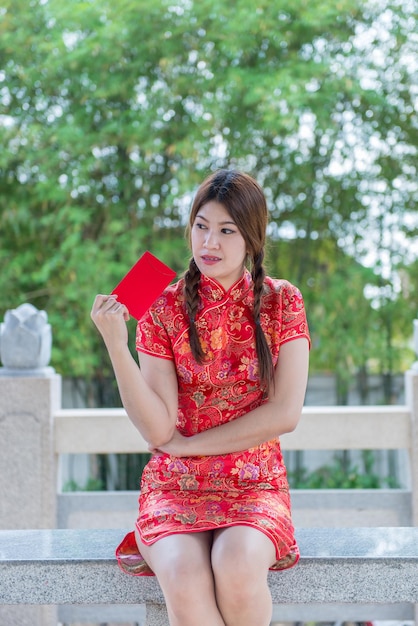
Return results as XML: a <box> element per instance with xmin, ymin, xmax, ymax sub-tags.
<box><xmin>251</xmin><ymin>251</ymin><xmax>274</xmax><ymax>388</ymax></box>
<box><xmin>183</xmin><ymin>258</ymin><xmax>205</xmax><ymax>363</ymax></box>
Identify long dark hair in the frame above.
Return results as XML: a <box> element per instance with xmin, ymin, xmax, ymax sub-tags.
<box><xmin>183</xmin><ymin>169</ymin><xmax>274</xmax><ymax>388</ymax></box>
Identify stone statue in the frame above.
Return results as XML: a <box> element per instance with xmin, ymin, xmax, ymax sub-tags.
<box><xmin>0</xmin><ymin>303</ymin><xmax>54</xmax><ymax>376</ymax></box>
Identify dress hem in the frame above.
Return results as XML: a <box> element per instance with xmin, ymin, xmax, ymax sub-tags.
<box><xmin>116</xmin><ymin>522</ymin><xmax>299</xmax><ymax>577</ymax></box>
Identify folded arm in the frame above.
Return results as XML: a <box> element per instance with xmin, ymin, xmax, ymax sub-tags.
<box><xmin>155</xmin><ymin>337</ymin><xmax>309</xmax><ymax>457</ymax></box>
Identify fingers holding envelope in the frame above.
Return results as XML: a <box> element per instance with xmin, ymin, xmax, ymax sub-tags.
<box><xmin>91</xmin><ymin>294</ymin><xmax>130</xmax><ymax>347</ymax></box>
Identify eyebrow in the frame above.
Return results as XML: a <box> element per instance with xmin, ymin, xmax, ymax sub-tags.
<box><xmin>195</xmin><ymin>214</ymin><xmax>237</xmax><ymax>226</ymax></box>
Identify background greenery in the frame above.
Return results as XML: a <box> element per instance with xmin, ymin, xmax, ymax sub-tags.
<box><xmin>1</xmin><ymin>0</ymin><xmax>417</xmax><ymax>405</ymax></box>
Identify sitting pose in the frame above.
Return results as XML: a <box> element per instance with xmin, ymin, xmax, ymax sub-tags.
<box><xmin>91</xmin><ymin>168</ymin><xmax>310</xmax><ymax>626</ymax></box>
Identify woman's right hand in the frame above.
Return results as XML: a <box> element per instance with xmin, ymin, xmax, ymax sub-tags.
<box><xmin>90</xmin><ymin>294</ymin><xmax>130</xmax><ymax>349</ymax></box>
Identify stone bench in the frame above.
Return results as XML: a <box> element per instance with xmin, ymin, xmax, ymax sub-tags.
<box><xmin>1</xmin><ymin>528</ymin><xmax>418</xmax><ymax>625</ymax></box>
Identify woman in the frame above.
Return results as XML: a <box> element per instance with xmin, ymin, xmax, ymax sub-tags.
<box><xmin>91</xmin><ymin>169</ymin><xmax>310</xmax><ymax>626</ymax></box>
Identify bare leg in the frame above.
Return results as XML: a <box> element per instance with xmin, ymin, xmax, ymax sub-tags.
<box><xmin>135</xmin><ymin>530</ymin><xmax>226</xmax><ymax>626</ymax></box>
<box><xmin>211</xmin><ymin>526</ymin><xmax>276</xmax><ymax>626</ymax></box>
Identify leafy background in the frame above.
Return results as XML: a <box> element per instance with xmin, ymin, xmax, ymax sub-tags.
<box><xmin>1</xmin><ymin>0</ymin><xmax>417</xmax><ymax>405</ymax></box>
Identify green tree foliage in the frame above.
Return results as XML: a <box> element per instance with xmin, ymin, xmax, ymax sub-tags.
<box><xmin>288</xmin><ymin>450</ymin><xmax>400</xmax><ymax>489</ymax></box>
<box><xmin>0</xmin><ymin>0</ymin><xmax>417</xmax><ymax>399</ymax></box>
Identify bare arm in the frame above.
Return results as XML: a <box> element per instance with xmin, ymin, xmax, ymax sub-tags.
<box><xmin>91</xmin><ymin>294</ymin><xmax>178</xmax><ymax>447</ymax></box>
<box><xmin>155</xmin><ymin>337</ymin><xmax>309</xmax><ymax>457</ymax></box>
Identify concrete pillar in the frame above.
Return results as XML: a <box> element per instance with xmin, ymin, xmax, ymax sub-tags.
<box><xmin>0</xmin><ymin>304</ymin><xmax>61</xmax><ymax>626</ymax></box>
<box><xmin>0</xmin><ymin>374</ymin><xmax>61</xmax><ymax>529</ymax></box>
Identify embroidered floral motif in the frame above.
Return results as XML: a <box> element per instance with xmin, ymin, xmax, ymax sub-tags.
<box><xmin>178</xmin><ymin>474</ymin><xmax>199</xmax><ymax>490</ymax></box>
<box><xmin>165</xmin><ymin>458</ymin><xmax>189</xmax><ymax>474</ymax></box>
<box><xmin>231</xmin><ymin>460</ymin><xmax>260</xmax><ymax>481</ymax></box>
<box><xmin>210</xmin><ymin>327</ymin><xmax>228</xmax><ymax>351</ymax></box>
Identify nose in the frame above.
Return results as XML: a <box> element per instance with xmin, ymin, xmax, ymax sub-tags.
<box><xmin>204</xmin><ymin>229</ymin><xmax>220</xmax><ymax>249</ymax></box>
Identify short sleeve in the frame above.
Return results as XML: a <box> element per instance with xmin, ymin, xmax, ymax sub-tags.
<box><xmin>278</xmin><ymin>281</ymin><xmax>310</xmax><ymax>347</ymax></box>
<box><xmin>135</xmin><ymin>297</ymin><xmax>174</xmax><ymax>360</ymax></box>
<box><xmin>263</xmin><ymin>279</ymin><xmax>310</xmax><ymax>354</ymax></box>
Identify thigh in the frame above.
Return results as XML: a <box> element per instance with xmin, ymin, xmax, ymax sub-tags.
<box><xmin>212</xmin><ymin>525</ymin><xmax>276</xmax><ymax>573</ymax></box>
<box><xmin>136</xmin><ymin>529</ymin><xmax>225</xmax><ymax>625</ymax></box>
<box><xmin>211</xmin><ymin>526</ymin><xmax>275</xmax><ymax>626</ymax></box>
<box><xmin>135</xmin><ymin>528</ymin><xmax>214</xmax><ymax>579</ymax></box>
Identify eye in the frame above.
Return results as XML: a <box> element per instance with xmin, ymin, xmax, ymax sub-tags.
<box><xmin>195</xmin><ymin>222</ymin><xmax>207</xmax><ymax>229</ymax></box>
<box><xmin>221</xmin><ymin>228</ymin><xmax>235</xmax><ymax>235</ymax></box>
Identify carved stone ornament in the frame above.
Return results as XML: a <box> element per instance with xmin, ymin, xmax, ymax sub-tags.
<box><xmin>0</xmin><ymin>303</ymin><xmax>55</xmax><ymax>376</ymax></box>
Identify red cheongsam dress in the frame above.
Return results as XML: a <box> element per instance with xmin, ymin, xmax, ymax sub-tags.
<box><xmin>116</xmin><ymin>269</ymin><xmax>310</xmax><ymax>575</ymax></box>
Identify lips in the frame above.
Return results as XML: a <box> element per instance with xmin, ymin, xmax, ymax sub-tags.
<box><xmin>201</xmin><ymin>255</ymin><xmax>222</xmax><ymax>266</ymax></box>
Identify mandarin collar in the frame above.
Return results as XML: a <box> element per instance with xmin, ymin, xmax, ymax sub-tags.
<box><xmin>199</xmin><ymin>269</ymin><xmax>253</xmax><ymax>304</ymax></box>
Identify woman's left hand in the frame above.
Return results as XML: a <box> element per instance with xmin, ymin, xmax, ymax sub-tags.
<box><xmin>149</xmin><ymin>429</ymin><xmax>191</xmax><ymax>457</ymax></box>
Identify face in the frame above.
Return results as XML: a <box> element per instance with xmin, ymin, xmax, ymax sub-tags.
<box><xmin>191</xmin><ymin>201</ymin><xmax>247</xmax><ymax>290</ymax></box>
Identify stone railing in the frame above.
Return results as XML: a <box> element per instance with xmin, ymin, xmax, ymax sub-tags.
<box><xmin>1</xmin><ymin>371</ymin><xmax>417</xmax><ymax>625</ymax></box>
<box><xmin>1</xmin><ymin>526</ymin><xmax>418</xmax><ymax>626</ymax></box>
<box><xmin>1</xmin><ymin>304</ymin><xmax>418</xmax><ymax>625</ymax></box>
<box><xmin>53</xmin><ymin>402</ymin><xmax>416</xmax><ymax>528</ymax></box>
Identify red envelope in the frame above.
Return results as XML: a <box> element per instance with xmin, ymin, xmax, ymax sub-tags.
<box><xmin>111</xmin><ymin>251</ymin><xmax>176</xmax><ymax>320</ymax></box>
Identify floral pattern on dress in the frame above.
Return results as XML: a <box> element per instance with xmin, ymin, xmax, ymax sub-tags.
<box><xmin>116</xmin><ymin>270</ymin><xmax>310</xmax><ymax>576</ymax></box>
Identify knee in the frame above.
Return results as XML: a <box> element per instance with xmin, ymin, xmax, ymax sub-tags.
<box><xmin>160</xmin><ymin>560</ymin><xmax>220</xmax><ymax>626</ymax></box>
<box><xmin>211</xmin><ymin>530</ymin><xmax>274</xmax><ymax>622</ymax></box>
<box><xmin>212</xmin><ymin>545</ymin><xmax>264</xmax><ymax>602</ymax></box>
<box><xmin>212</xmin><ymin>533</ymin><xmax>265</xmax><ymax>576</ymax></box>
<box><xmin>214</xmin><ymin>568</ymin><xmax>263</xmax><ymax>616</ymax></box>
<box><xmin>157</xmin><ymin>553</ymin><xmax>198</xmax><ymax>595</ymax></box>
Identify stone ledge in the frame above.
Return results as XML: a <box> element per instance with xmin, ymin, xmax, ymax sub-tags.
<box><xmin>1</xmin><ymin>527</ymin><xmax>418</xmax><ymax>605</ymax></box>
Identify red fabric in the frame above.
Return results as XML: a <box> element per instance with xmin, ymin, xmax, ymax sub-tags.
<box><xmin>116</xmin><ymin>271</ymin><xmax>310</xmax><ymax>576</ymax></box>
<box><xmin>116</xmin><ymin>531</ymin><xmax>154</xmax><ymax>576</ymax></box>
